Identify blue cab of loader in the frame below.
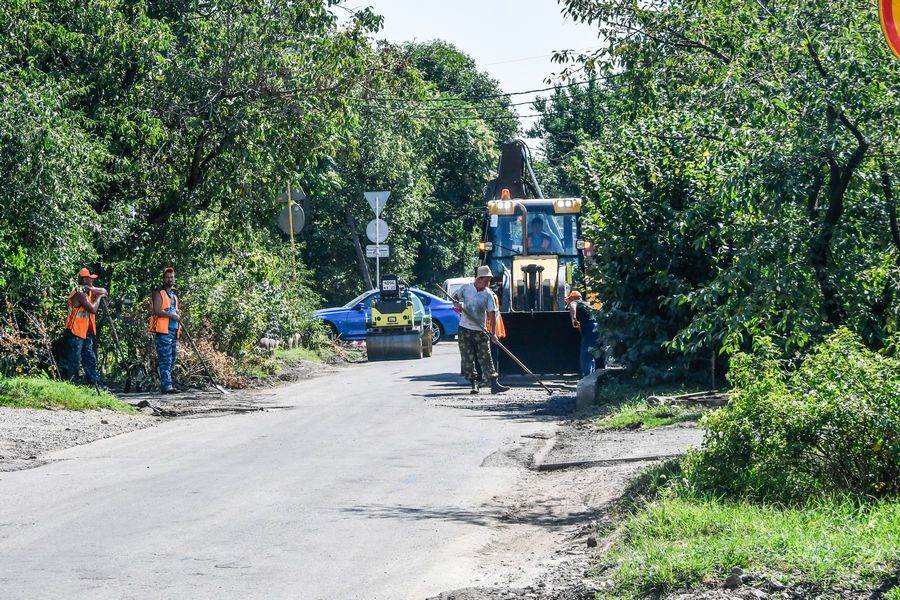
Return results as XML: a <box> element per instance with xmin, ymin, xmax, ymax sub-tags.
<box><xmin>479</xmin><ymin>140</ymin><xmax>596</xmax><ymax>377</ymax></box>
<box><xmin>366</xmin><ymin>274</ymin><xmax>433</xmax><ymax>361</ymax></box>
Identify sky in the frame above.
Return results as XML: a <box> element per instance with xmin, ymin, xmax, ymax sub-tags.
<box><xmin>345</xmin><ymin>0</ymin><xmax>603</xmax><ymax>133</ymax></box>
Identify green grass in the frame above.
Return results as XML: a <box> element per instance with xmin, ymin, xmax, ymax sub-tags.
<box><xmin>596</xmin><ymin>380</ymin><xmax>707</xmax><ymax>406</ymax></box>
<box><xmin>274</xmin><ymin>347</ymin><xmax>325</xmax><ymax>363</ymax></box>
<box><xmin>0</xmin><ymin>376</ymin><xmax>134</xmax><ymax>413</ymax></box>
<box><xmin>606</xmin><ymin>495</ymin><xmax>900</xmax><ymax>598</ymax></box>
<box><xmin>597</xmin><ymin>400</ymin><xmax>706</xmax><ymax>430</ymax></box>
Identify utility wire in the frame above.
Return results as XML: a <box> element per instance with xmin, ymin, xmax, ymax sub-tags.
<box><xmin>357</xmin><ymin>98</ymin><xmax>539</xmax><ymax>113</ymax></box>
<box><xmin>366</xmin><ymin>75</ymin><xmax>621</xmax><ymax>104</ymax></box>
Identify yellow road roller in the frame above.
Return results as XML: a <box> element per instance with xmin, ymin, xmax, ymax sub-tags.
<box><xmin>366</xmin><ymin>274</ymin><xmax>433</xmax><ymax>361</ymax></box>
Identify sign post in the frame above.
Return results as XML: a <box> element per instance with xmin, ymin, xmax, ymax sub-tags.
<box><xmin>277</xmin><ymin>184</ymin><xmax>306</xmax><ymax>280</ymax></box>
<box><xmin>881</xmin><ymin>0</ymin><xmax>900</xmax><ymax>60</ymax></box>
<box><xmin>364</xmin><ymin>191</ymin><xmax>390</xmax><ymax>287</ymax></box>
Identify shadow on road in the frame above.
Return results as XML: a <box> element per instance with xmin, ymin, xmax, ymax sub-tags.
<box><xmin>411</xmin><ymin>392</ymin><xmax>576</xmax><ymax>423</ymax></box>
<box><xmin>337</xmin><ymin>502</ymin><xmax>603</xmax><ymax>528</ymax></box>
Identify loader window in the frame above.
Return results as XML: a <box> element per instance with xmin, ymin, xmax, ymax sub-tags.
<box><xmin>491</xmin><ymin>213</ymin><xmax>579</xmax><ymax>257</ymax></box>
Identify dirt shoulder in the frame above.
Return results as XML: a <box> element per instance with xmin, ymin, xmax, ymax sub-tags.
<box><xmin>426</xmin><ymin>387</ymin><xmax>705</xmax><ymax>600</ymax></box>
<box><xmin>0</xmin><ymin>357</ymin><xmax>340</xmax><ymax>473</ymax></box>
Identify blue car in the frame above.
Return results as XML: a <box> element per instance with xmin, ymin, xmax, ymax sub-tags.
<box><xmin>313</xmin><ymin>288</ymin><xmax>460</xmax><ymax>344</ymax></box>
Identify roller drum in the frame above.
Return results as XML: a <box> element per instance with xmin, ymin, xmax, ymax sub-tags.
<box><xmin>366</xmin><ymin>332</ymin><xmax>423</xmax><ymax>361</ymax></box>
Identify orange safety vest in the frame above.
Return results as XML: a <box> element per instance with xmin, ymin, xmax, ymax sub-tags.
<box><xmin>150</xmin><ymin>289</ymin><xmax>181</xmax><ymax>337</ymax></box>
<box><xmin>485</xmin><ymin>291</ymin><xmax>506</xmax><ymax>339</ymax></box>
<box><xmin>65</xmin><ymin>289</ymin><xmax>97</xmax><ymax>339</ymax></box>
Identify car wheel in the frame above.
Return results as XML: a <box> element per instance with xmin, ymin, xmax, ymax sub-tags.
<box><xmin>431</xmin><ymin>322</ymin><xmax>443</xmax><ymax>345</ymax></box>
<box><xmin>323</xmin><ymin>322</ymin><xmax>340</xmax><ymax>341</ymax></box>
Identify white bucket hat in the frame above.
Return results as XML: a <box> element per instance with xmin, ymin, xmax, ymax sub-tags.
<box><xmin>476</xmin><ymin>265</ymin><xmax>494</xmax><ymax>278</ymax></box>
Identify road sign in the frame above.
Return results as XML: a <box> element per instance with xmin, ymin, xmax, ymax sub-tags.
<box><xmin>366</xmin><ymin>245</ymin><xmax>389</xmax><ymax>258</ymax></box>
<box><xmin>881</xmin><ymin>0</ymin><xmax>900</xmax><ymax>59</ymax></box>
<box><xmin>278</xmin><ymin>204</ymin><xmax>305</xmax><ymax>234</ymax></box>
<box><xmin>366</xmin><ymin>218</ymin><xmax>389</xmax><ymax>244</ymax></box>
<box><xmin>364</xmin><ymin>191</ymin><xmax>391</xmax><ymax>217</ymax></box>
<box><xmin>277</xmin><ymin>187</ymin><xmax>306</xmax><ymax>204</ymax></box>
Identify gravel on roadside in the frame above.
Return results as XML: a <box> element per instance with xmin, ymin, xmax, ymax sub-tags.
<box><xmin>0</xmin><ymin>406</ymin><xmax>157</xmax><ymax>472</ymax></box>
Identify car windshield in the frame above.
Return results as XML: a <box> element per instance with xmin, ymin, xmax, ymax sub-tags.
<box><xmin>489</xmin><ymin>211</ymin><xmax>578</xmax><ymax>257</ymax></box>
<box><xmin>343</xmin><ymin>291</ymin><xmax>374</xmax><ymax>308</ymax></box>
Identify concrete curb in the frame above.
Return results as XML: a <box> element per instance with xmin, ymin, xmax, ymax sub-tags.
<box><xmin>536</xmin><ymin>453</ymin><xmax>684</xmax><ymax>472</ymax></box>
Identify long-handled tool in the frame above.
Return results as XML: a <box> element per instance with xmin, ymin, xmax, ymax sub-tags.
<box><xmin>437</xmin><ymin>285</ymin><xmax>553</xmax><ymax>396</ymax></box>
<box><xmin>100</xmin><ymin>297</ymin><xmax>136</xmax><ymax>391</ymax></box>
<box><xmin>179</xmin><ymin>322</ymin><xmax>228</xmax><ymax>395</ymax></box>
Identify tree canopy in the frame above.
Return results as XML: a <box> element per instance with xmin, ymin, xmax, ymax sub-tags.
<box><xmin>532</xmin><ymin>0</ymin><xmax>900</xmax><ymax>379</ymax></box>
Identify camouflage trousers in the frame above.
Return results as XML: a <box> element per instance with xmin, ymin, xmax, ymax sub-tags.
<box><xmin>458</xmin><ymin>327</ymin><xmax>496</xmax><ymax>382</ymax></box>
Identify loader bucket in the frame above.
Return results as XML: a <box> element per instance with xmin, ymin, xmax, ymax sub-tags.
<box><xmin>496</xmin><ymin>311</ymin><xmax>581</xmax><ymax>376</ymax></box>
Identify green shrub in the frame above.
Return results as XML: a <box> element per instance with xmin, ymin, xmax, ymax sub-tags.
<box><xmin>186</xmin><ymin>245</ymin><xmax>322</xmax><ymax>356</ymax></box>
<box><xmin>682</xmin><ymin>329</ymin><xmax>900</xmax><ymax>502</ymax></box>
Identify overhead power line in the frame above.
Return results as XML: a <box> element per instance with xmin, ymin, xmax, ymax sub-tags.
<box><xmin>358</xmin><ymin>98</ymin><xmax>539</xmax><ymax>113</ymax></box>
<box><xmin>367</xmin><ymin>74</ymin><xmax>621</xmax><ymax>104</ymax></box>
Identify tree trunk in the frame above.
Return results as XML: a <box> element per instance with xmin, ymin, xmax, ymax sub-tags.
<box><xmin>345</xmin><ymin>206</ymin><xmax>373</xmax><ymax>289</ymax></box>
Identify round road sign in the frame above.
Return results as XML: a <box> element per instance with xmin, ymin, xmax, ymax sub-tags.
<box><xmin>366</xmin><ymin>218</ymin><xmax>389</xmax><ymax>244</ymax></box>
<box><xmin>278</xmin><ymin>204</ymin><xmax>305</xmax><ymax>234</ymax></box>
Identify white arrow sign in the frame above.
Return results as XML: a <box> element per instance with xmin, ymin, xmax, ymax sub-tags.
<box><xmin>366</xmin><ymin>218</ymin><xmax>389</xmax><ymax>244</ymax></box>
<box><xmin>364</xmin><ymin>191</ymin><xmax>390</xmax><ymax>217</ymax></box>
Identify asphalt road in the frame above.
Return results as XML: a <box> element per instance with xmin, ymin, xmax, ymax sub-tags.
<box><xmin>0</xmin><ymin>344</ymin><xmax>557</xmax><ymax>599</ymax></box>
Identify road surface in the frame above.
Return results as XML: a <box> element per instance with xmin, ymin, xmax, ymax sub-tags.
<box><xmin>0</xmin><ymin>344</ymin><xmax>558</xmax><ymax>599</ymax></box>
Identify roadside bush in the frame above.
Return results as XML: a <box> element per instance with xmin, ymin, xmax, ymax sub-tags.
<box><xmin>682</xmin><ymin>329</ymin><xmax>900</xmax><ymax>502</ymax></box>
<box><xmin>185</xmin><ymin>245</ymin><xmax>321</xmax><ymax>356</ymax></box>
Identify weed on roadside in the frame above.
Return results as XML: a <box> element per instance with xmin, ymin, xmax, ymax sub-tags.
<box><xmin>274</xmin><ymin>347</ymin><xmax>325</xmax><ymax>363</ymax></box>
<box><xmin>0</xmin><ymin>376</ymin><xmax>134</xmax><ymax>413</ymax></box>
<box><xmin>605</xmin><ymin>495</ymin><xmax>900</xmax><ymax>598</ymax></box>
<box><xmin>597</xmin><ymin>401</ymin><xmax>706</xmax><ymax>430</ymax></box>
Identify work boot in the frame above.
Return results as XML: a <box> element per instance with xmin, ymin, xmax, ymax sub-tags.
<box><xmin>469</xmin><ymin>379</ymin><xmax>479</xmax><ymax>395</ymax></box>
<box><xmin>490</xmin><ymin>378</ymin><xmax>509</xmax><ymax>394</ymax></box>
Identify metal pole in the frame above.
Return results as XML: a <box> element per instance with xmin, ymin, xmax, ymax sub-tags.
<box><xmin>287</xmin><ymin>182</ymin><xmax>297</xmax><ymax>279</ymax></box>
<box><xmin>375</xmin><ymin>198</ymin><xmax>380</xmax><ymax>288</ymax></box>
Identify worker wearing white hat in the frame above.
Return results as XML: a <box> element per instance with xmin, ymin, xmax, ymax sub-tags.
<box><xmin>450</xmin><ymin>265</ymin><xmax>509</xmax><ymax>395</ymax></box>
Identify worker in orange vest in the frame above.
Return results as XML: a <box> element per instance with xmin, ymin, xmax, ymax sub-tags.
<box><xmin>150</xmin><ymin>267</ymin><xmax>182</xmax><ymax>394</ymax></box>
<box><xmin>485</xmin><ymin>289</ymin><xmax>506</xmax><ymax>339</ymax></box>
<box><xmin>64</xmin><ymin>268</ymin><xmax>107</xmax><ymax>385</ymax></box>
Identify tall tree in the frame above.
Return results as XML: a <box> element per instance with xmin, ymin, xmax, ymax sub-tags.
<box><xmin>537</xmin><ymin>0</ymin><xmax>900</xmax><ymax>377</ymax></box>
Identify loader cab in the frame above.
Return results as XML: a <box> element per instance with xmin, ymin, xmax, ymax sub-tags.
<box><xmin>482</xmin><ymin>198</ymin><xmax>588</xmax><ymax>314</ymax></box>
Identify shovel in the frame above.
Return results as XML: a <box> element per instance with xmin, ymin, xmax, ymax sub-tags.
<box><xmin>179</xmin><ymin>322</ymin><xmax>228</xmax><ymax>395</ymax></box>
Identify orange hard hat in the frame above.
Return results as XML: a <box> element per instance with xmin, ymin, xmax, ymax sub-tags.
<box><xmin>162</xmin><ymin>266</ymin><xmax>175</xmax><ymax>275</ymax></box>
<box><xmin>78</xmin><ymin>268</ymin><xmax>98</xmax><ymax>279</ymax></box>
<box><xmin>565</xmin><ymin>290</ymin><xmax>582</xmax><ymax>303</ymax></box>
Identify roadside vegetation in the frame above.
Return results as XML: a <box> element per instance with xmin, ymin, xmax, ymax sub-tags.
<box><xmin>609</xmin><ymin>497</ymin><xmax>900</xmax><ymax>597</ymax></box>
<box><xmin>599</xmin><ymin>330</ymin><xmax>900</xmax><ymax>597</ymax></box>
<box><xmin>0</xmin><ymin>377</ymin><xmax>134</xmax><ymax>413</ymax></box>
<box><xmin>528</xmin><ymin>1</ymin><xmax>900</xmax><ymax>592</ymax></box>
<box><xmin>594</xmin><ymin>379</ymin><xmax>709</xmax><ymax>430</ymax></box>
<box><xmin>274</xmin><ymin>347</ymin><xmax>326</xmax><ymax>364</ymax></box>
<box><xmin>596</xmin><ymin>401</ymin><xmax>705</xmax><ymax>431</ymax></box>
<box><xmin>0</xmin><ymin>1</ymin><xmax>513</xmax><ymax>395</ymax></box>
